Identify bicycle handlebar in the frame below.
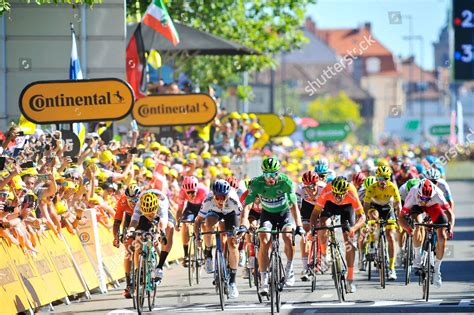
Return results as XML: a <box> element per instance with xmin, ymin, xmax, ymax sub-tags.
<box><xmin>414</xmin><ymin>223</ymin><xmax>449</xmax><ymax>229</ymax></box>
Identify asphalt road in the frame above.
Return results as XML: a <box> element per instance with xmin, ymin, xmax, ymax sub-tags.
<box><xmin>52</xmin><ymin>181</ymin><xmax>474</xmax><ymax>314</ymax></box>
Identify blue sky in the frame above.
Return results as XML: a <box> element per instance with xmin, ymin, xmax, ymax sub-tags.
<box><xmin>307</xmin><ymin>0</ymin><xmax>450</xmax><ymax>71</ymax></box>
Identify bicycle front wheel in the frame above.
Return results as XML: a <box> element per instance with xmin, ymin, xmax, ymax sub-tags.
<box><xmin>378</xmin><ymin>236</ymin><xmax>386</xmax><ymax>289</ymax></box>
<box><xmin>405</xmin><ymin>235</ymin><xmax>412</xmax><ymax>285</ymax></box>
<box><xmin>331</xmin><ymin>247</ymin><xmax>342</xmax><ymax>303</ymax></box>
<box><xmin>270</xmin><ymin>251</ymin><xmax>277</xmax><ymax>315</ymax></box>
<box><xmin>136</xmin><ymin>254</ymin><xmax>146</xmax><ymax>315</ymax></box>
<box><xmin>424</xmin><ymin>243</ymin><xmax>431</xmax><ymax>301</ymax></box>
<box><xmin>216</xmin><ymin>252</ymin><xmax>225</xmax><ymax>311</ymax></box>
<box><xmin>130</xmin><ymin>249</ymin><xmax>136</xmax><ymax>309</ymax></box>
<box><xmin>335</xmin><ymin>249</ymin><xmax>346</xmax><ymax>302</ymax></box>
<box><xmin>147</xmin><ymin>252</ymin><xmax>157</xmax><ymax>311</ymax></box>
<box><xmin>188</xmin><ymin>236</ymin><xmax>195</xmax><ymax>287</ymax></box>
<box><xmin>311</xmin><ymin>239</ymin><xmax>317</xmax><ymax>292</ymax></box>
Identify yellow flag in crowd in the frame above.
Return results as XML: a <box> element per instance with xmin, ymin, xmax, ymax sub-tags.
<box><xmin>98</xmin><ymin>122</ymin><xmax>113</xmax><ymax>135</ymax></box>
<box><xmin>147</xmin><ymin>49</ymin><xmax>162</xmax><ymax>69</ymax></box>
<box><xmin>18</xmin><ymin>114</ymin><xmax>36</xmax><ymax>135</ymax></box>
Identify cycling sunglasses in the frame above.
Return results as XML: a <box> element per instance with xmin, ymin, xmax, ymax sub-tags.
<box><xmin>127</xmin><ymin>197</ymin><xmax>138</xmax><ymax>204</ymax></box>
<box><xmin>186</xmin><ymin>190</ymin><xmax>197</xmax><ymax>195</ymax></box>
<box><xmin>334</xmin><ymin>192</ymin><xmax>346</xmax><ymax>199</ymax></box>
<box><xmin>376</xmin><ymin>177</ymin><xmax>390</xmax><ymax>181</ymax></box>
<box><xmin>263</xmin><ymin>172</ymin><xmax>279</xmax><ymax>178</ymax></box>
<box><xmin>0</xmin><ymin>192</ymin><xmax>9</xmax><ymax>198</ymax></box>
<box><xmin>419</xmin><ymin>196</ymin><xmax>431</xmax><ymax>202</ymax></box>
<box><xmin>304</xmin><ymin>183</ymin><xmax>316</xmax><ymax>189</ymax></box>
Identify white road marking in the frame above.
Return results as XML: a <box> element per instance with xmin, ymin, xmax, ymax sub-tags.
<box><xmin>369</xmin><ymin>300</ymin><xmax>412</xmax><ymax>307</ymax></box>
<box><xmin>107</xmin><ymin>310</ymin><xmax>135</xmax><ymax>314</ymax></box>
<box><xmin>310</xmin><ymin>301</ymin><xmax>356</xmax><ymax>306</ymax></box>
<box><xmin>321</xmin><ymin>294</ymin><xmax>333</xmax><ymax>298</ymax></box>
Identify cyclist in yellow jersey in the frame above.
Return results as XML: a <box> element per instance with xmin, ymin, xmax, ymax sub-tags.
<box><xmin>363</xmin><ymin>165</ymin><xmax>402</xmax><ymax>281</ymax></box>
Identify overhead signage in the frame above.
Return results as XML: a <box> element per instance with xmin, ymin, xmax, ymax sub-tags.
<box><xmin>255</xmin><ymin>113</ymin><xmax>284</xmax><ymax>137</ymax></box>
<box><xmin>278</xmin><ymin>115</ymin><xmax>297</xmax><ymax>137</ymax></box>
<box><xmin>133</xmin><ymin>94</ymin><xmax>217</xmax><ymax>126</ymax></box>
<box><xmin>19</xmin><ymin>78</ymin><xmax>134</xmax><ymax>124</ymax></box>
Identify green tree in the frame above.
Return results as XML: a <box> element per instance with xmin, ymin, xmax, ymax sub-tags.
<box><xmin>0</xmin><ymin>0</ymin><xmax>101</xmax><ymax>15</ymax></box>
<box><xmin>307</xmin><ymin>92</ymin><xmax>362</xmax><ymax>127</ymax></box>
<box><xmin>129</xmin><ymin>0</ymin><xmax>316</xmax><ymax>96</ymax></box>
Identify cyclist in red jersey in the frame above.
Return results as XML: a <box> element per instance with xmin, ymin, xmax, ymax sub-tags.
<box><xmin>112</xmin><ymin>184</ymin><xmax>141</xmax><ymax>298</ymax></box>
<box><xmin>175</xmin><ymin>176</ymin><xmax>209</xmax><ymax>267</ymax></box>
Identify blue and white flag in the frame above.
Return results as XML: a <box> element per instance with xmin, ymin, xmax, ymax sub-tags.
<box><xmin>70</xmin><ymin>25</ymin><xmax>86</xmax><ymax>146</ymax></box>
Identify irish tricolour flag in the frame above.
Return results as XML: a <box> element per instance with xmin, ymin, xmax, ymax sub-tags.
<box><xmin>143</xmin><ymin>0</ymin><xmax>180</xmax><ymax>46</ymax></box>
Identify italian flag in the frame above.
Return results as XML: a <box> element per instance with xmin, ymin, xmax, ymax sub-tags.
<box><xmin>142</xmin><ymin>0</ymin><xmax>180</xmax><ymax>46</ymax></box>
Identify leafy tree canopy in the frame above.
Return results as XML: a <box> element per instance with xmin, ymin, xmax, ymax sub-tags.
<box><xmin>307</xmin><ymin>91</ymin><xmax>363</xmax><ymax>127</ymax></box>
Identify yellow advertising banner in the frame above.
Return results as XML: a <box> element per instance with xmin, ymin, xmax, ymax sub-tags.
<box><xmin>278</xmin><ymin>115</ymin><xmax>297</xmax><ymax>137</ymax></box>
<box><xmin>98</xmin><ymin>225</ymin><xmax>125</xmax><ymax>283</ymax></box>
<box><xmin>255</xmin><ymin>113</ymin><xmax>284</xmax><ymax>137</ymax></box>
<box><xmin>43</xmin><ymin>231</ymin><xmax>87</xmax><ymax>295</ymax></box>
<box><xmin>133</xmin><ymin>94</ymin><xmax>217</xmax><ymax>126</ymax></box>
<box><xmin>63</xmin><ymin>232</ymin><xmax>100</xmax><ymax>291</ymax></box>
<box><xmin>3</xmin><ymin>239</ymin><xmax>55</xmax><ymax>308</ymax></box>
<box><xmin>19</xmin><ymin>78</ymin><xmax>134</xmax><ymax>124</ymax></box>
<box><xmin>0</xmin><ymin>240</ymin><xmax>30</xmax><ymax>313</ymax></box>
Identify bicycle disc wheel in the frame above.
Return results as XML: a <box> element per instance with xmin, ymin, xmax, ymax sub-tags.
<box><xmin>424</xmin><ymin>243</ymin><xmax>431</xmax><ymax>301</ymax></box>
<box><xmin>188</xmin><ymin>236</ymin><xmax>195</xmax><ymax>287</ymax></box>
<box><xmin>405</xmin><ymin>236</ymin><xmax>412</xmax><ymax>285</ymax></box>
<box><xmin>216</xmin><ymin>253</ymin><xmax>225</xmax><ymax>311</ymax></box>
<box><xmin>379</xmin><ymin>237</ymin><xmax>386</xmax><ymax>289</ymax></box>
<box><xmin>136</xmin><ymin>255</ymin><xmax>146</xmax><ymax>315</ymax></box>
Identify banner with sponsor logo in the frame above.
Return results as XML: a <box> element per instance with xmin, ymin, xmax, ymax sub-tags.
<box><xmin>133</xmin><ymin>94</ymin><xmax>217</xmax><ymax>126</ymax></box>
<box><xmin>19</xmin><ymin>78</ymin><xmax>134</xmax><ymax>124</ymax></box>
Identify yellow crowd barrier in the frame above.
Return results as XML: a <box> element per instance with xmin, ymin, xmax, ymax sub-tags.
<box><xmin>167</xmin><ymin>230</ymin><xmax>184</xmax><ymax>262</ymax></box>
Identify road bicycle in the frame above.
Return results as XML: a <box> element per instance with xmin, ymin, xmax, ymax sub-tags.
<box><xmin>314</xmin><ymin>220</ymin><xmax>347</xmax><ymax>303</ymax></box>
<box><xmin>180</xmin><ymin>219</ymin><xmax>204</xmax><ymax>287</ymax></box>
<box><xmin>402</xmin><ymin>215</ymin><xmax>414</xmax><ymax>285</ymax></box>
<box><xmin>201</xmin><ymin>228</ymin><xmax>233</xmax><ymax>311</ymax></box>
<box><xmin>414</xmin><ymin>220</ymin><xmax>449</xmax><ymax>301</ymax></box>
<box><xmin>308</xmin><ymin>227</ymin><xmax>321</xmax><ymax>292</ymax></box>
<box><xmin>365</xmin><ymin>218</ymin><xmax>396</xmax><ymax>288</ymax></box>
<box><xmin>257</xmin><ymin>228</ymin><xmax>295</xmax><ymax>315</ymax></box>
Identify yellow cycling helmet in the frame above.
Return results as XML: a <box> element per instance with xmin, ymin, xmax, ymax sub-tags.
<box><xmin>140</xmin><ymin>192</ymin><xmax>159</xmax><ymax>214</ymax></box>
<box><xmin>375</xmin><ymin>165</ymin><xmax>392</xmax><ymax>179</ymax></box>
<box><xmin>331</xmin><ymin>176</ymin><xmax>350</xmax><ymax>195</ymax></box>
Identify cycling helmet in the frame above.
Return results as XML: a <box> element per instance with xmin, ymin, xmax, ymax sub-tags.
<box><xmin>331</xmin><ymin>176</ymin><xmax>350</xmax><ymax>194</ymax></box>
<box><xmin>261</xmin><ymin>156</ymin><xmax>281</xmax><ymax>173</ymax></box>
<box><xmin>140</xmin><ymin>192</ymin><xmax>159</xmax><ymax>214</ymax></box>
<box><xmin>125</xmin><ymin>184</ymin><xmax>141</xmax><ymax>198</ymax></box>
<box><xmin>326</xmin><ymin>169</ymin><xmax>336</xmax><ymax>182</ymax></box>
<box><xmin>315</xmin><ymin>158</ymin><xmax>329</xmax><ymax>167</ymax></box>
<box><xmin>182</xmin><ymin>176</ymin><xmax>198</xmax><ymax>191</ymax></box>
<box><xmin>212</xmin><ymin>179</ymin><xmax>231</xmax><ymax>196</ymax></box>
<box><xmin>401</xmin><ymin>162</ymin><xmax>411</xmax><ymax>172</ymax></box>
<box><xmin>406</xmin><ymin>178</ymin><xmax>420</xmax><ymax>192</ymax></box>
<box><xmin>425</xmin><ymin>168</ymin><xmax>441</xmax><ymax>181</ymax></box>
<box><xmin>314</xmin><ymin>163</ymin><xmax>329</xmax><ymax>175</ymax></box>
<box><xmin>415</xmin><ymin>163</ymin><xmax>425</xmax><ymax>175</ymax></box>
<box><xmin>352</xmin><ymin>172</ymin><xmax>366</xmax><ymax>188</ymax></box>
<box><xmin>418</xmin><ymin>179</ymin><xmax>436</xmax><ymax>199</ymax></box>
<box><xmin>364</xmin><ymin>176</ymin><xmax>376</xmax><ymax>189</ymax></box>
<box><xmin>375</xmin><ymin>165</ymin><xmax>392</xmax><ymax>178</ymax></box>
<box><xmin>226</xmin><ymin>176</ymin><xmax>240</xmax><ymax>189</ymax></box>
<box><xmin>302</xmin><ymin>171</ymin><xmax>318</xmax><ymax>185</ymax></box>
<box><xmin>425</xmin><ymin>155</ymin><xmax>436</xmax><ymax>164</ymax></box>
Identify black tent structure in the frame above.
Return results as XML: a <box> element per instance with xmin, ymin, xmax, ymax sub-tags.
<box><xmin>127</xmin><ymin>22</ymin><xmax>259</xmax><ymax>56</ymax></box>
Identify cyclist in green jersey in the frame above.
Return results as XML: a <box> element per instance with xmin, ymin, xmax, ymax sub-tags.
<box><xmin>240</xmin><ymin>157</ymin><xmax>305</xmax><ymax>296</ymax></box>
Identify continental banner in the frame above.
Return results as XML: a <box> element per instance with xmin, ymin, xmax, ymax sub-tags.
<box><xmin>0</xmin><ymin>240</ymin><xmax>30</xmax><ymax>313</ymax></box>
<box><xmin>133</xmin><ymin>94</ymin><xmax>217</xmax><ymax>127</ymax></box>
<box><xmin>19</xmin><ymin>78</ymin><xmax>134</xmax><ymax>124</ymax></box>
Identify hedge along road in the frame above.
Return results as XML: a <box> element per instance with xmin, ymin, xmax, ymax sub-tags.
<box><xmin>52</xmin><ymin>181</ymin><xmax>474</xmax><ymax>314</ymax></box>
